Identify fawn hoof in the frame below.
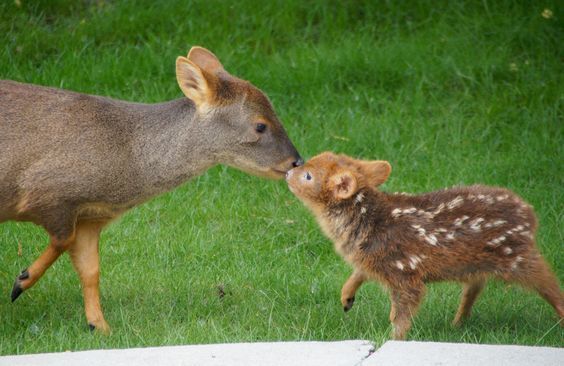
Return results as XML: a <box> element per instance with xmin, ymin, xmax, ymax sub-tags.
<box><xmin>10</xmin><ymin>269</ymin><xmax>29</xmax><ymax>302</ymax></box>
<box><xmin>343</xmin><ymin>297</ymin><xmax>355</xmax><ymax>312</ymax></box>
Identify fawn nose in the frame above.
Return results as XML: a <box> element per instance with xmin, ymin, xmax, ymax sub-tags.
<box><xmin>292</xmin><ymin>158</ymin><xmax>304</xmax><ymax>168</ymax></box>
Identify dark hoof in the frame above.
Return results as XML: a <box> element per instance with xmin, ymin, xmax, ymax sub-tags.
<box><xmin>18</xmin><ymin>269</ymin><xmax>30</xmax><ymax>280</ymax></box>
<box><xmin>343</xmin><ymin>297</ymin><xmax>355</xmax><ymax>312</ymax></box>
<box><xmin>11</xmin><ymin>269</ymin><xmax>29</xmax><ymax>302</ymax></box>
<box><xmin>88</xmin><ymin>323</ymin><xmax>96</xmax><ymax>332</ymax></box>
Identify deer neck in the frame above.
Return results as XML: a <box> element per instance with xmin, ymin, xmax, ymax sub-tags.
<box><xmin>127</xmin><ymin>98</ymin><xmax>218</xmax><ymax>199</ymax></box>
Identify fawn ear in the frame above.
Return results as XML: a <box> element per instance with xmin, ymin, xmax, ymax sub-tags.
<box><xmin>361</xmin><ymin>160</ymin><xmax>391</xmax><ymax>186</ymax></box>
<box><xmin>187</xmin><ymin>46</ymin><xmax>225</xmax><ymax>74</ymax></box>
<box><xmin>176</xmin><ymin>56</ymin><xmax>215</xmax><ymax>108</ymax></box>
<box><xmin>329</xmin><ymin>171</ymin><xmax>358</xmax><ymax>200</ymax></box>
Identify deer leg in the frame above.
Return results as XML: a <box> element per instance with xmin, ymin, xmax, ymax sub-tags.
<box><xmin>68</xmin><ymin>221</ymin><xmax>110</xmax><ymax>334</ymax></box>
<box><xmin>341</xmin><ymin>269</ymin><xmax>367</xmax><ymax>312</ymax></box>
<box><xmin>511</xmin><ymin>255</ymin><xmax>563</xmax><ymax>323</ymax></box>
<box><xmin>453</xmin><ymin>277</ymin><xmax>486</xmax><ymax>326</ymax></box>
<box><xmin>389</xmin><ymin>283</ymin><xmax>426</xmax><ymax>340</ymax></box>
<box><xmin>11</xmin><ymin>234</ymin><xmax>74</xmax><ymax>302</ymax></box>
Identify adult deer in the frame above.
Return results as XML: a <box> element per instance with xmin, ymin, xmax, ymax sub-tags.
<box><xmin>0</xmin><ymin>47</ymin><xmax>302</xmax><ymax>333</ymax></box>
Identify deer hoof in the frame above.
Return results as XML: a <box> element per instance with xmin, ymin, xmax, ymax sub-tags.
<box><xmin>88</xmin><ymin>320</ymin><xmax>111</xmax><ymax>335</ymax></box>
<box><xmin>10</xmin><ymin>269</ymin><xmax>29</xmax><ymax>302</ymax></box>
<box><xmin>343</xmin><ymin>297</ymin><xmax>355</xmax><ymax>312</ymax></box>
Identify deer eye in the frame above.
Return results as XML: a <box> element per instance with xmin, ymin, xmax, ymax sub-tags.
<box><xmin>256</xmin><ymin>123</ymin><xmax>267</xmax><ymax>133</ymax></box>
<box><xmin>305</xmin><ymin>172</ymin><xmax>312</xmax><ymax>181</ymax></box>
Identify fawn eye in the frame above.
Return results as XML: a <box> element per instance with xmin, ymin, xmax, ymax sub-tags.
<box><xmin>305</xmin><ymin>172</ymin><xmax>312</xmax><ymax>181</ymax></box>
<box><xmin>255</xmin><ymin>123</ymin><xmax>267</xmax><ymax>133</ymax></box>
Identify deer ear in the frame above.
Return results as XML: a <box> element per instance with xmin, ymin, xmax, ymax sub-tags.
<box><xmin>176</xmin><ymin>56</ymin><xmax>214</xmax><ymax>108</ymax></box>
<box><xmin>329</xmin><ymin>171</ymin><xmax>357</xmax><ymax>200</ymax></box>
<box><xmin>361</xmin><ymin>160</ymin><xmax>391</xmax><ymax>186</ymax></box>
<box><xmin>187</xmin><ymin>46</ymin><xmax>225</xmax><ymax>74</ymax></box>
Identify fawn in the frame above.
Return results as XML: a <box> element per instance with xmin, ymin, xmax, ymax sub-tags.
<box><xmin>0</xmin><ymin>47</ymin><xmax>302</xmax><ymax>333</ymax></box>
<box><xmin>286</xmin><ymin>152</ymin><xmax>563</xmax><ymax>339</ymax></box>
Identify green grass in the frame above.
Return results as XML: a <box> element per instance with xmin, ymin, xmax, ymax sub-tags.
<box><xmin>1</xmin><ymin>0</ymin><xmax>562</xmax><ymax>355</ymax></box>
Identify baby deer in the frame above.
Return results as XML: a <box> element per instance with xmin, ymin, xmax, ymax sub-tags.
<box><xmin>286</xmin><ymin>152</ymin><xmax>563</xmax><ymax>339</ymax></box>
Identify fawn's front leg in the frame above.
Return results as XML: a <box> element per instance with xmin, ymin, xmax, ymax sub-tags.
<box><xmin>389</xmin><ymin>282</ymin><xmax>425</xmax><ymax>340</ymax></box>
<box><xmin>341</xmin><ymin>269</ymin><xmax>367</xmax><ymax>312</ymax></box>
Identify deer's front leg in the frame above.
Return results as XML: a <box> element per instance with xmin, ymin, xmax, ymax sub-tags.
<box><xmin>68</xmin><ymin>221</ymin><xmax>110</xmax><ymax>335</ymax></box>
<box><xmin>341</xmin><ymin>269</ymin><xmax>367</xmax><ymax>312</ymax></box>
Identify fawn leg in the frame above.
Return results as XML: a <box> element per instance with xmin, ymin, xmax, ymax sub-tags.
<box><xmin>389</xmin><ymin>283</ymin><xmax>425</xmax><ymax>340</ymax></box>
<box><xmin>453</xmin><ymin>277</ymin><xmax>486</xmax><ymax>326</ymax></box>
<box><xmin>389</xmin><ymin>302</ymin><xmax>396</xmax><ymax>323</ymax></box>
<box><xmin>341</xmin><ymin>269</ymin><xmax>367</xmax><ymax>312</ymax></box>
<box><xmin>512</xmin><ymin>255</ymin><xmax>563</xmax><ymax>323</ymax></box>
<box><xmin>68</xmin><ymin>221</ymin><xmax>110</xmax><ymax>334</ymax></box>
<box><xmin>11</xmin><ymin>234</ymin><xmax>74</xmax><ymax>301</ymax></box>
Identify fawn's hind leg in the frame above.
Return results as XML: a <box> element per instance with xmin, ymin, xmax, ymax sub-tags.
<box><xmin>389</xmin><ymin>282</ymin><xmax>426</xmax><ymax>340</ymax></box>
<box><xmin>68</xmin><ymin>220</ymin><xmax>110</xmax><ymax>334</ymax></box>
<box><xmin>341</xmin><ymin>269</ymin><xmax>367</xmax><ymax>312</ymax></box>
<box><xmin>511</xmin><ymin>254</ymin><xmax>563</xmax><ymax>322</ymax></box>
<box><xmin>453</xmin><ymin>277</ymin><xmax>486</xmax><ymax>326</ymax></box>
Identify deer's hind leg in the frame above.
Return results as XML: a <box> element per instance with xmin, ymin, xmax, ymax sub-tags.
<box><xmin>509</xmin><ymin>252</ymin><xmax>563</xmax><ymax>323</ymax></box>
<box><xmin>11</xmin><ymin>211</ymin><xmax>77</xmax><ymax>302</ymax></box>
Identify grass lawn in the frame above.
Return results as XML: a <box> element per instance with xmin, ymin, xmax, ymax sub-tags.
<box><xmin>1</xmin><ymin>0</ymin><xmax>562</xmax><ymax>355</ymax></box>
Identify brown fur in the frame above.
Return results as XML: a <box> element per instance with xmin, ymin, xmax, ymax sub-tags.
<box><xmin>1</xmin><ymin>47</ymin><xmax>302</xmax><ymax>333</ymax></box>
<box><xmin>287</xmin><ymin>152</ymin><xmax>563</xmax><ymax>340</ymax></box>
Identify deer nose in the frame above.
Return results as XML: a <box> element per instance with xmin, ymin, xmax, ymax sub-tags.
<box><xmin>292</xmin><ymin>158</ymin><xmax>304</xmax><ymax>167</ymax></box>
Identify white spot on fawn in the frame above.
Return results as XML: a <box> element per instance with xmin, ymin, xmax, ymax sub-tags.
<box><xmin>411</xmin><ymin>225</ymin><xmax>439</xmax><ymax>246</ymax></box>
<box><xmin>431</xmin><ymin>203</ymin><xmax>445</xmax><ymax>216</ymax></box>
<box><xmin>454</xmin><ymin>215</ymin><xmax>470</xmax><ymax>226</ymax></box>
<box><xmin>446</xmin><ymin>231</ymin><xmax>456</xmax><ymax>240</ymax></box>
<box><xmin>447</xmin><ymin>196</ymin><xmax>464</xmax><ymax>209</ymax></box>
<box><xmin>503</xmin><ymin>247</ymin><xmax>513</xmax><ymax>255</ymax></box>
<box><xmin>393</xmin><ymin>205</ymin><xmax>441</xmax><ymax>220</ymax></box>
<box><xmin>487</xmin><ymin>235</ymin><xmax>506</xmax><ymax>247</ymax></box>
<box><xmin>425</xmin><ymin>234</ymin><xmax>438</xmax><ymax>246</ymax></box>
<box><xmin>355</xmin><ymin>192</ymin><xmax>365</xmax><ymax>204</ymax></box>
<box><xmin>396</xmin><ymin>261</ymin><xmax>405</xmax><ymax>271</ymax></box>
<box><xmin>511</xmin><ymin>256</ymin><xmax>524</xmax><ymax>270</ymax></box>
<box><xmin>408</xmin><ymin>255</ymin><xmax>423</xmax><ymax>269</ymax></box>
<box><xmin>469</xmin><ymin>217</ymin><xmax>485</xmax><ymax>231</ymax></box>
<box><xmin>360</xmin><ymin>207</ymin><xmax>367</xmax><ymax>214</ymax></box>
<box><xmin>417</xmin><ymin>209</ymin><xmax>434</xmax><ymax>219</ymax></box>
<box><xmin>506</xmin><ymin>225</ymin><xmax>525</xmax><ymax>235</ymax></box>
<box><xmin>496</xmin><ymin>194</ymin><xmax>509</xmax><ymax>201</ymax></box>
<box><xmin>519</xmin><ymin>230</ymin><xmax>533</xmax><ymax>239</ymax></box>
<box><xmin>485</xmin><ymin>219</ymin><xmax>507</xmax><ymax>228</ymax></box>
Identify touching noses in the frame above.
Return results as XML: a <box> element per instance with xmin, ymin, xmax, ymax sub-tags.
<box><xmin>292</xmin><ymin>158</ymin><xmax>304</xmax><ymax>168</ymax></box>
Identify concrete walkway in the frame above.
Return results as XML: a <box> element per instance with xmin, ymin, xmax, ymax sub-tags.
<box><xmin>1</xmin><ymin>340</ymin><xmax>562</xmax><ymax>365</ymax></box>
<box><xmin>0</xmin><ymin>340</ymin><xmax>374</xmax><ymax>366</ymax></box>
<box><xmin>364</xmin><ymin>341</ymin><xmax>564</xmax><ymax>366</ymax></box>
